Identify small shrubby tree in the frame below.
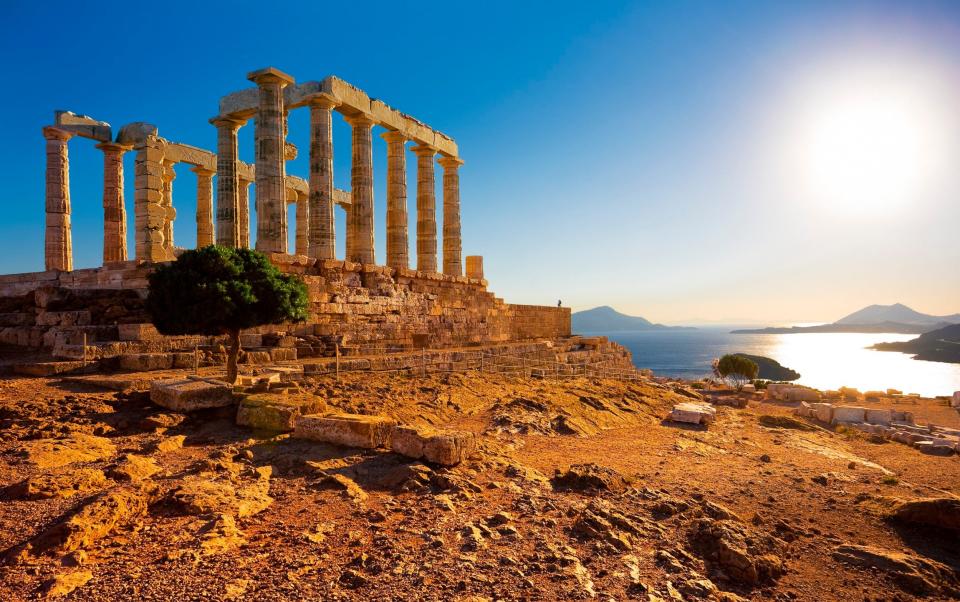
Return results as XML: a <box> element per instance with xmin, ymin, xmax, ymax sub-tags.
<box><xmin>714</xmin><ymin>354</ymin><xmax>759</xmax><ymax>391</ymax></box>
<box><xmin>146</xmin><ymin>246</ymin><xmax>309</xmax><ymax>383</ymax></box>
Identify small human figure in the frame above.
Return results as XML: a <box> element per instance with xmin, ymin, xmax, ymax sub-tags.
<box><xmin>557</xmin><ymin>299</ymin><xmax>562</xmax><ymax>307</ymax></box>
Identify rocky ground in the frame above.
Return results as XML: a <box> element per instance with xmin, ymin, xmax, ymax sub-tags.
<box><xmin>0</xmin><ymin>363</ymin><xmax>958</xmax><ymax>601</ymax></box>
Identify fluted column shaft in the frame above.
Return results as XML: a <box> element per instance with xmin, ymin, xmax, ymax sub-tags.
<box><xmin>382</xmin><ymin>131</ymin><xmax>409</xmax><ymax>270</ymax></box>
<box><xmin>193</xmin><ymin>167</ymin><xmax>216</xmax><ymax>247</ymax></box>
<box><xmin>346</xmin><ymin>113</ymin><xmax>376</xmax><ymax>264</ymax></box>
<box><xmin>308</xmin><ymin>94</ymin><xmax>337</xmax><ymax>260</ymax></box>
<box><xmin>160</xmin><ymin>160</ymin><xmax>177</xmax><ymax>250</ymax></box>
<box><xmin>249</xmin><ymin>69</ymin><xmax>294</xmax><ymax>254</ymax></box>
<box><xmin>43</xmin><ymin>127</ymin><xmax>74</xmax><ymax>271</ymax></box>
<box><xmin>439</xmin><ymin>156</ymin><xmax>464</xmax><ymax>276</ymax></box>
<box><xmin>295</xmin><ymin>191</ymin><xmax>309</xmax><ymax>256</ymax></box>
<box><xmin>412</xmin><ymin>145</ymin><xmax>438</xmax><ymax>273</ymax></box>
<box><xmin>97</xmin><ymin>142</ymin><xmax>129</xmax><ymax>263</ymax></box>
<box><xmin>212</xmin><ymin>117</ymin><xmax>244</xmax><ymax>247</ymax></box>
<box><xmin>238</xmin><ymin>177</ymin><xmax>252</xmax><ymax>248</ymax></box>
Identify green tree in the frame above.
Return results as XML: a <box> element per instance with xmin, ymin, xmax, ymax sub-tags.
<box><xmin>146</xmin><ymin>246</ymin><xmax>309</xmax><ymax>383</ymax></box>
<box><xmin>714</xmin><ymin>354</ymin><xmax>759</xmax><ymax>391</ymax></box>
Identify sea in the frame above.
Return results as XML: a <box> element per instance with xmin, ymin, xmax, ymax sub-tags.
<box><xmin>584</xmin><ymin>327</ymin><xmax>960</xmax><ymax>398</ymax></box>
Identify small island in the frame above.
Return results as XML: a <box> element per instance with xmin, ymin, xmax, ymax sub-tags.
<box><xmin>872</xmin><ymin>323</ymin><xmax>960</xmax><ymax>364</ymax></box>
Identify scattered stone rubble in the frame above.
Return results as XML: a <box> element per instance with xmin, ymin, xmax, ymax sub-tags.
<box><xmin>669</xmin><ymin>402</ymin><xmax>716</xmax><ymax>425</ymax></box>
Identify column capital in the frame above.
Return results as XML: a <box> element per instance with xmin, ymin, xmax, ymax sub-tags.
<box><xmin>95</xmin><ymin>141</ymin><xmax>133</xmax><ymax>154</ymax></box>
<box><xmin>42</xmin><ymin>126</ymin><xmax>74</xmax><ymax>142</ymax></box>
<box><xmin>305</xmin><ymin>92</ymin><xmax>339</xmax><ymax>110</ymax></box>
<box><xmin>410</xmin><ymin>144</ymin><xmax>437</xmax><ymax>157</ymax></box>
<box><xmin>438</xmin><ymin>155</ymin><xmax>464</xmax><ymax>169</ymax></box>
<box><xmin>191</xmin><ymin>166</ymin><xmax>216</xmax><ymax>177</ymax></box>
<box><xmin>381</xmin><ymin>130</ymin><xmax>408</xmax><ymax>144</ymax></box>
<box><xmin>344</xmin><ymin>112</ymin><xmax>377</xmax><ymax>128</ymax></box>
<box><xmin>209</xmin><ymin>115</ymin><xmax>247</xmax><ymax>130</ymax></box>
<box><xmin>247</xmin><ymin>66</ymin><xmax>295</xmax><ymax>87</ymax></box>
<box><xmin>161</xmin><ymin>160</ymin><xmax>177</xmax><ymax>182</ymax></box>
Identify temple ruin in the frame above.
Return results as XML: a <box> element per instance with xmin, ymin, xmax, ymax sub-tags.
<box><xmin>0</xmin><ymin>67</ymin><xmax>583</xmax><ymax>371</ymax></box>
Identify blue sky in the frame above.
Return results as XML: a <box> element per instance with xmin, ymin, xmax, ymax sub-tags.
<box><xmin>3</xmin><ymin>1</ymin><xmax>959</xmax><ymax>324</ymax></box>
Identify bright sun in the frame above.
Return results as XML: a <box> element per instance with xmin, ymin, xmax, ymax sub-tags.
<box><xmin>783</xmin><ymin>56</ymin><xmax>955</xmax><ymax>216</ymax></box>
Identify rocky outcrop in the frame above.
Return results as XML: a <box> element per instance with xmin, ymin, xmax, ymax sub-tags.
<box><xmin>551</xmin><ymin>463</ymin><xmax>630</xmax><ymax>493</ymax></box>
<box><xmin>832</xmin><ymin>544</ymin><xmax>959</xmax><ymax>596</ymax></box>
<box><xmin>889</xmin><ymin>497</ymin><xmax>960</xmax><ymax>531</ymax></box>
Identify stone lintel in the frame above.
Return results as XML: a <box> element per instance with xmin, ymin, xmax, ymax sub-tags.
<box><xmin>116</xmin><ymin>122</ymin><xmax>159</xmax><ymax>146</ymax></box>
<box><xmin>53</xmin><ymin>110</ymin><xmax>111</xmax><ymax>142</ymax></box>
<box><xmin>333</xmin><ymin>188</ymin><xmax>351</xmax><ymax>208</ymax></box>
<box><xmin>247</xmin><ymin>66</ymin><xmax>295</xmax><ymax>87</ymax></box>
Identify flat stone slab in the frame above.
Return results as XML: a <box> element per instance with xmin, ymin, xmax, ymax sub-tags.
<box><xmin>150</xmin><ymin>377</ymin><xmax>234</xmax><ymax>412</ymax></box>
<box><xmin>294</xmin><ymin>413</ymin><xmax>397</xmax><ymax>449</ymax></box>
<box><xmin>391</xmin><ymin>425</ymin><xmax>477</xmax><ymax>466</ymax></box>
<box><xmin>670</xmin><ymin>402</ymin><xmax>716</xmax><ymax>425</ymax></box>
<box><xmin>832</xmin><ymin>406</ymin><xmax>868</xmax><ymax>425</ymax></box>
<box><xmin>236</xmin><ymin>393</ymin><xmax>326</xmax><ymax>432</ymax></box>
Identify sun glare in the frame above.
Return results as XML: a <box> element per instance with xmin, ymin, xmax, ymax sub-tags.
<box><xmin>781</xmin><ymin>54</ymin><xmax>956</xmax><ymax>216</ymax></box>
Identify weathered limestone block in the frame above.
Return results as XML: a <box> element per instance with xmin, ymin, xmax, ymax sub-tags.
<box><xmin>832</xmin><ymin>406</ymin><xmax>867</xmax><ymax>425</ymax></box>
<box><xmin>117</xmin><ymin>323</ymin><xmax>160</xmax><ymax>341</ymax></box>
<box><xmin>865</xmin><ymin>408</ymin><xmax>893</xmax><ymax>426</ymax></box>
<box><xmin>953</xmin><ymin>391</ymin><xmax>960</xmax><ymax>408</ymax></box>
<box><xmin>390</xmin><ymin>425</ymin><xmax>476</xmax><ymax>466</ymax></box>
<box><xmin>236</xmin><ymin>393</ymin><xmax>326</xmax><ymax>432</ymax></box>
<box><xmin>782</xmin><ymin>387</ymin><xmax>820</xmax><ymax>402</ymax></box>
<box><xmin>670</xmin><ymin>402</ymin><xmax>716</xmax><ymax>425</ymax></box>
<box><xmin>119</xmin><ymin>353</ymin><xmax>174</xmax><ymax>371</ymax></box>
<box><xmin>150</xmin><ymin>377</ymin><xmax>234</xmax><ymax>411</ymax></box>
<box><xmin>293</xmin><ymin>413</ymin><xmax>397</xmax><ymax>449</ymax></box>
<box><xmin>810</xmin><ymin>403</ymin><xmax>834</xmax><ymax>423</ymax></box>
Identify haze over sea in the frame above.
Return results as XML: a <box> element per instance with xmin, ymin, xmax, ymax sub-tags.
<box><xmin>588</xmin><ymin>328</ymin><xmax>960</xmax><ymax>398</ymax></box>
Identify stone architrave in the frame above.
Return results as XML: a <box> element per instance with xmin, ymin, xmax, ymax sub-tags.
<box><xmin>411</xmin><ymin>144</ymin><xmax>438</xmax><ymax>273</ymax></box>
<box><xmin>96</xmin><ymin>141</ymin><xmax>131</xmax><ymax>263</ymax></box>
<box><xmin>238</xmin><ymin>176</ymin><xmax>253</xmax><ymax>248</ymax></box>
<box><xmin>345</xmin><ymin>113</ymin><xmax>376</xmax><ymax>264</ymax></box>
<box><xmin>248</xmin><ymin>67</ymin><xmax>294</xmax><ymax>254</ymax></box>
<box><xmin>382</xmin><ymin>130</ymin><xmax>409</xmax><ymax>269</ymax></box>
<box><xmin>160</xmin><ymin>159</ymin><xmax>177</xmax><ymax>251</ymax></box>
<box><xmin>307</xmin><ymin>93</ymin><xmax>337</xmax><ymax>260</ymax></box>
<box><xmin>43</xmin><ymin>127</ymin><xmax>74</xmax><ymax>271</ymax></box>
<box><xmin>134</xmin><ymin>135</ymin><xmax>169</xmax><ymax>262</ymax></box>
<box><xmin>211</xmin><ymin>116</ymin><xmax>245</xmax><ymax>248</ymax></box>
<box><xmin>295</xmin><ymin>190</ymin><xmax>309</xmax><ymax>256</ymax></box>
<box><xmin>192</xmin><ymin>167</ymin><xmax>216</xmax><ymax>247</ymax></box>
<box><xmin>438</xmin><ymin>155</ymin><xmax>464</xmax><ymax>276</ymax></box>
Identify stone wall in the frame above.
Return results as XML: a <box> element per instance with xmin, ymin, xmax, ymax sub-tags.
<box><xmin>0</xmin><ymin>254</ymin><xmax>570</xmax><ymax>359</ymax></box>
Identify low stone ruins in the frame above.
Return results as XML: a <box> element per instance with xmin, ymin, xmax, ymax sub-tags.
<box><xmin>0</xmin><ymin>67</ymin><xmax>595</xmax><ymax>372</ymax></box>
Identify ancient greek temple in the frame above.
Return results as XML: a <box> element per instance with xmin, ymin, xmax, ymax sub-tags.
<box><xmin>41</xmin><ymin>67</ymin><xmax>480</xmax><ymax>279</ymax></box>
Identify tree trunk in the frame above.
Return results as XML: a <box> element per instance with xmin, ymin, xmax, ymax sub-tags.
<box><xmin>227</xmin><ymin>328</ymin><xmax>241</xmax><ymax>384</ymax></box>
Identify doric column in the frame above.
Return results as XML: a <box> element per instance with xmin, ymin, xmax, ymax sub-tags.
<box><xmin>248</xmin><ymin>67</ymin><xmax>294</xmax><ymax>254</ymax></box>
<box><xmin>295</xmin><ymin>191</ymin><xmax>309</xmax><ymax>256</ymax></box>
<box><xmin>238</xmin><ymin>176</ymin><xmax>253</xmax><ymax>248</ymax></box>
<box><xmin>193</xmin><ymin>167</ymin><xmax>216</xmax><ymax>248</ymax></box>
<box><xmin>96</xmin><ymin>141</ymin><xmax>130</xmax><ymax>264</ymax></box>
<box><xmin>211</xmin><ymin>116</ymin><xmax>245</xmax><ymax>247</ymax></box>
<box><xmin>382</xmin><ymin>130</ymin><xmax>409</xmax><ymax>270</ymax></box>
<box><xmin>465</xmin><ymin>255</ymin><xmax>484</xmax><ymax>280</ymax></box>
<box><xmin>160</xmin><ymin>159</ymin><xmax>177</xmax><ymax>251</ymax></box>
<box><xmin>43</xmin><ymin>127</ymin><xmax>74</xmax><ymax>271</ymax></box>
<box><xmin>307</xmin><ymin>94</ymin><xmax>337</xmax><ymax>260</ymax></box>
<box><xmin>345</xmin><ymin>113</ymin><xmax>376</xmax><ymax>264</ymax></box>
<box><xmin>439</xmin><ymin>156</ymin><xmax>464</xmax><ymax>277</ymax></box>
<box><xmin>411</xmin><ymin>144</ymin><xmax>438</xmax><ymax>273</ymax></box>
<box><xmin>134</xmin><ymin>136</ymin><xmax>168</xmax><ymax>262</ymax></box>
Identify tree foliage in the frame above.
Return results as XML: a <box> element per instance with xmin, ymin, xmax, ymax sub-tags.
<box><xmin>714</xmin><ymin>354</ymin><xmax>759</xmax><ymax>391</ymax></box>
<box><xmin>146</xmin><ymin>246</ymin><xmax>309</xmax><ymax>381</ymax></box>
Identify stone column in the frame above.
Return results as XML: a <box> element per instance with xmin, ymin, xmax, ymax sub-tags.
<box><xmin>96</xmin><ymin>141</ymin><xmax>130</xmax><ymax>263</ymax></box>
<box><xmin>382</xmin><ymin>130</ymin><xmax>409</xmax><ymax>270</ymax></box>
<box><xmin>439</xmin><ymin>156</ymin><xmax>464</xmax><ymax>277</ymax></box>
<box><xmin>134</xmin><ymin>136</ymin><xmax>169</xmax><ymax>262</ymax></box>
<box><xmin>211</xmin><ymin>116</ymin><xmax>245</xmax><ymax>247</ymax></box>
<box><xmin>160</xmin><ymin>159</ymin><xmax>177</xmax><ymax>251</ymax></box>
<box><xmin>248</xmin><ymin>67</ymin><xmax>294</xmax><ymax>254</ymax></box>
<box><xmin>238</xmin><ymin>176</ymin><xmax>253</xmax><ymax>248</ymax></box>
<box><xmin>193</xmin><ymin>167</ymin><xmax>216</xmax><ymax>247</ymax></box>
<box><xmin>465</xmin><ymin>255</ymin><xmax>484</xmax><ymax>280</ymax></box>
<box><xmin>411</xmin><ymin>144</ymin><xmax>438</xmax><ymax>273</ymax></box>
<box><xmin>307</xmin><ymin>94</ymin><xmax>337</xmax><ymax>260</ymax></box>
<box><xmin>43</xmin><ymin>127</ymin><xmax>74</xmax><ymax>271</ymax></box>
<box><xmin>295</xmin><ymin>191</ymin><xmax>309</xmax><ymax>256</ymax></box>
<box><xmin>345</xmin><ymin>113</ymin><xmax>376</xmax><ymax>264</ymax></box>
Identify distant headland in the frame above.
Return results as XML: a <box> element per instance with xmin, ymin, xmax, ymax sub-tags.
<box><xmin>732</xmin><ymin>303</ymin><xmax>960</xmax><ymax>335</ymax></box>
<box><xmin>572</xmin><ymin>306</ymin><xmax>695</xmax><ymax>332</ymax></box>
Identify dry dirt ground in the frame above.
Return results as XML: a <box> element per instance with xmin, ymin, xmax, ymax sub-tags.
<box><xmin>0</xmin><ymin>366</ymin><xmax>958</xmax><ymax>601</ymax></box>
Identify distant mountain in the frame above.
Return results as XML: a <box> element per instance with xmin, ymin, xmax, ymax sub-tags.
<box><xmin>872</xmin><ymin>323</ymin><xmax>960</xmax><ymax>364</ymax></box>
<box><xmin>572</xmin><ymin>306</ymin><xmax>694</xmax><ymax>332</ymax></box>
<box><xmin>733</xmin><ymin>303</ymin><xmax>959</xmax><ymax>335</ymax></box>
<box><xmin>835</xmin><ymin>303</ymin><xmax>960</xmax><ymax>327</ymax></box>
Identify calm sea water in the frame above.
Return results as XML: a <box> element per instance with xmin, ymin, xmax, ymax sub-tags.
<box><xmin>585</xmin><ymin>327</ymin><xmax>960</xmax><ymax>398</ymax></box>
